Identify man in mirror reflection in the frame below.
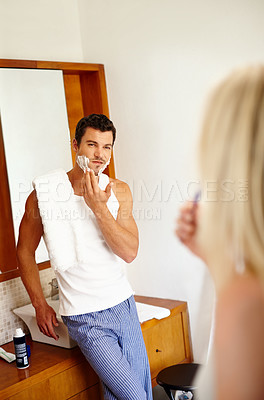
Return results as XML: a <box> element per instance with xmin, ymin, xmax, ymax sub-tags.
<box><xmin>17</xmin><ymin>114</ymin><xmax>153</xmax><ymax>400</ymax></box>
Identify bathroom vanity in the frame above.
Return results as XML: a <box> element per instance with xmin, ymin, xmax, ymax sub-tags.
<box><xmin>0</xmin><ymin>296</ymin><xmax>192</xmax><ymax>400</ymax></box>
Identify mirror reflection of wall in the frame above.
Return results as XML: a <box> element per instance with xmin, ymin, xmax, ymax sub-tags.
<box><xmin>0</xmin><ymin>68</ymin><xmax>72</xmax><ymax>265</ymax></box>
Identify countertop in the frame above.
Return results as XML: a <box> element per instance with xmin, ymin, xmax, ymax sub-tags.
<box><xmin>0</xmin><ymin>296</ymin><xmax>186</xmax><ymax>399</ymax></box>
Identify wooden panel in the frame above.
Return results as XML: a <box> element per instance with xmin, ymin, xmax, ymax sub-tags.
<box><xmin>143</xmin><ymin>313</ymin><xmax>186</xmax><ymax>380</ymax></box>
<box><xmin>0</xmin><ymin>115</ymin><xmax>18</xmax><ymax>272</ymax></box>
<box><xmin>80</xmin><ymin>72</ymin><xmax>103</xmax><ymax>116</ymax></box>
<box><xmin>63</xmin><ymin>73</ymin><xmax>84</xmax><ymax>165</ymax></box>
<box><xmin>0</xmin><ymin>261</ymin><xmax>50</xmax><ymax>282</ymax></box>
<box><xmin>8</xmin><ymin>380</ymin><xmax>50</xmax><ymax>400</ymax></box>
<box><xmin>97</xmin><ymin>66</ymin><xmax>115</xmax><ymax>179</ymax></box>
<box><xmin>0</xmin><ymin>269</ymin><xmax>20</xmax><ymax>282</ymax></box>
<box><xmin>7</xmin><ymin>372</ymin><xmax>100</xmax><ymax>400</ymax></box>
<box><xmin>98</xmin><ymin>66</ymin><xmax>110</xmax><ymax>117</ymax></box>
<box><xmin>49</xmin><ymin>362</ymin><xmax>99</xmax><ymax>400</ymax></box>
<box><xmin>0</xmin><ymin>338</ymin><xmax>87</xmax><ymax>399</ymax></box>
<box><xmin>0</xmin><ymin>59</ymin><xmax>37</xmax><ymax>69</ymax></box>
<box><xmin>0</xmin><ymin>60</ymin><xmax>101</xmax><ymax>72</ymax></box>
<box><xmin>37</xmin><ymin>61</ymin><xmax>101</xmax><ymax>72</ymax></box>
<box><xmin>70</xmin><ymin>384</ymin><xmax>102</xmax><ymax>400</ymax></box>
<box><xmin>181</xmin><ymin>309</ymin><xmax>194</xmax><ymax>362</ymax></box>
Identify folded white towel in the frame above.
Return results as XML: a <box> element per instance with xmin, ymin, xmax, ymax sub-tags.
<box><xmin>136</xmin><ymin>302</ymin><xmax>170</xmax><ymax>323</ymax></box>
<box><xmin>33</xmin><ymin>169</ymin><xmax>76</xmax><ymax>271</ymax></box>
<box><xmin>32</xmin><ymin>169</ymin><xmax>119</xmax><ymax>272</ymax></box>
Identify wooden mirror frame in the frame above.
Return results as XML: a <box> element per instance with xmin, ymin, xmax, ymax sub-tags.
<box><xmin>0</xmin><ymin>59</ymin><xmax>115</xmax><ymax>282</ymax></box>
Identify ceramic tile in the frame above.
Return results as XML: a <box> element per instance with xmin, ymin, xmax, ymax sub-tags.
<box><xmin>0</xmin><ymin>267</ymin><xmax>56</xmax><ymax>345</ymax></box>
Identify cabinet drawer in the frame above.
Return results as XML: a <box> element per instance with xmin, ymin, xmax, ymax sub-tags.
<box><xmin>7</xmin><ymin>380</ymin><xmax>50</xmax><ymax>400</ymax></box>
<box><xmin>69</xmin><ymin>383</ymin><xmax>101</xmax><ymax>399</ymax></box>
<box><xmin>49</xmin><ymin>361</ymin><xmax>99</xmax><ymax>400</ymax></box>
<box><xmin>143</xmin><ymin>313</ymin><xmax>186</xmax><ymax>379</ymax></box>
<box><xmin>8</xmin><ymin>362</ymin><xmax>99</xmax><ymax>400</ymax></box>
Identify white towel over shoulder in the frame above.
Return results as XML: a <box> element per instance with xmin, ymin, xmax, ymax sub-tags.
<box><xmin>32</xmin><ymin>169</ymin><xmax>119</xmax><ymax>272</ymax></box>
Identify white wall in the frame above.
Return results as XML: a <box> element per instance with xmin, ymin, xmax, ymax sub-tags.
<box><xmin>78</xmin><ymin>0</ymin><xmax>264</xmax><ymax>362</ymax></box>
<box><xmin>0</xmin><ymin>0</ymin><xmax>83</xmax><ymax>61</ymax></box>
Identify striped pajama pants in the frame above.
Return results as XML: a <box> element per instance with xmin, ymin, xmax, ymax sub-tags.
<box><xmin>62</xmin><ymin>296</ymin><xmax>153</xmax><ymax>400</ymax></box>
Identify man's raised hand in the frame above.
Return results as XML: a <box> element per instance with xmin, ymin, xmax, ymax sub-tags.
<box><xmin>82</xmin><ymin>169</ymin><xmax>112</xmax><ymax>214</ymax></box>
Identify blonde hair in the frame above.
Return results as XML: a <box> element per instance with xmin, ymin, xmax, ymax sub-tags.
<box><xmin>198</xmin><ymin>66</ymin><xmax>264</xmax><ymax>290</ymax></box>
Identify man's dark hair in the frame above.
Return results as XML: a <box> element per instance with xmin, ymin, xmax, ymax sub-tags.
<box><xmin>75</xmin><ymin>114</ymin><xmax>116</xmax><ymax>147</ymax></box>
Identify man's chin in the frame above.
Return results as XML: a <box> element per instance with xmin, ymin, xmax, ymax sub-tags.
<box><xmin>92</xmin><ymin>166</ymin><xmax>102</xmax><ymax>176</ymax></box>
<box><xmin>90</xmin><ymin>162</ymin><xmax>107</xmax><ymax>176</ymax></box>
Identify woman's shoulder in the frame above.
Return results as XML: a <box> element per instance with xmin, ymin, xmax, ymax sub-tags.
<box><xmin>214</xmin><ymin>274</ymin><xmax>264</xmax><ymax>398</ymax></box>
<box><xmin>216</xmin><ymin>274</ymin><xmax>264</xmax><ymax>333</ymax></box>
<box><xmin>217</xmin><ymin>274</ymin><xmax>264</xmax><ymax>314</ymax></box>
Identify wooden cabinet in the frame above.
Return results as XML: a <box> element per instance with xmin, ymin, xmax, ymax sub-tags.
<box><xmin>6</xmin><ymin>362</ymin><xmax>101</xmax><ymax>400</ymax></box>
<box><xmin>69</xmin><ymin>385</ymin><xmax>101</xmax><ymax>400</ymax></box>
<box><xmin>0</xmin><ymin>297</ymin><xmax>192</xmax><ymax>399</ymax></box>
<box><xmin>0</xmin><ymin>340</ymin><xmax>101</xmax><ymax>400</ymax></box>
<box><xmin>144</xmin><ymin>313</ymin><xmax>186</xmax><ymax>376</ymax></box>
<box><xmin>136</xmin><ymin>296</ymin><xmax>193</xmax><ymax>385</ymax></box>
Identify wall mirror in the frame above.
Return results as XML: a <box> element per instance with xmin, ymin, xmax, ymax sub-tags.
<box><xmin>0</xmin><ymin>59</ymin><xmax>114</xmax><ymax>282</ymax></box>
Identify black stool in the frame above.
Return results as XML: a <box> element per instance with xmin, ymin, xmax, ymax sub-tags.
<box><xmin>156</xmin><ymin>363</ymin><xmax>200</xmax><ymax>400</ymax></box>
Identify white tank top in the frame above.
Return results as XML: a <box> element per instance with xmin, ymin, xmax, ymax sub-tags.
<box><xmin>33</xmin><ymin>169</ymin><xmax>134</xmax><ymax>316</ymax></box>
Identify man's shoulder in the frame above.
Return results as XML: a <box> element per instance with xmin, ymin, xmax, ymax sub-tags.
<box><xmin>109</xmin><ymin>177</ymin><xmax>128</xmax><ymax>186</ymax></box>
<box><xmin>24</xmin><ymin>190</ymin><xmax>42</xmax><ymax>222</ymax></box>
<box><xmin>26</xmin><ymin>190</ymin><xmax>38</xmax><ymax>207</ymax></box>
<box><xmin>109</xmin><ymin>178</ymin><xmax>132</xmax><ymax>202</ymax></box>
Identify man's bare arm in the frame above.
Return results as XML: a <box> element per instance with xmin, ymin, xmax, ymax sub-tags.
<box><xmin>82</xmin><ymin>171</ymin><xmax>138</xmax><ymax>263</ymax></box>
<box><xmin>97</xmin><ymin>181</ymin><xmax>139</xmax><ymax>263</ymax></box>
<box><xmin>17</xmin><ymin>190</ymin><xmax>59</xmax><ymax>340</ymax></box>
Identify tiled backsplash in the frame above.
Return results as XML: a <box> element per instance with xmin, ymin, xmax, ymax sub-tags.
<box><xmin>0</xmin><ymin>267</ymin><xmax>56</xmax><ymax>345</ymax></box>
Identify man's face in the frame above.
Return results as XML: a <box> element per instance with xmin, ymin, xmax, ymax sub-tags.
<box><xmin>73</xmin><ymin>127</ymin><xmax>113</xmax><ymax>175</ymax></box>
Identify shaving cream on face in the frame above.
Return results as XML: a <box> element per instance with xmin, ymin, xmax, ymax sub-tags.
<box><xmin>98</xmin><ymin>155</ymin><xmax>111</xmax><ymax>176</ymax></box>
<box><xmin>76</xmin><ymin>155</ymin><xmax>91</xmax><ymax>173</ymax></box>
<box><xmin>76</xmin><ymin>155</ymin><xmax>111</xmax><ymax>176</ymax></box>
<box><xmin>0</xmin><ymin>347</ymin><xmax>16</xmax><ymax>363</ymax></box>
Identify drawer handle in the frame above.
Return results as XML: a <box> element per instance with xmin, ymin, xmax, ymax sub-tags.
<box><xmin>155</xmin><ymin>349</ymin><xmax>162</xmax><ymax>353</ymax></box>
